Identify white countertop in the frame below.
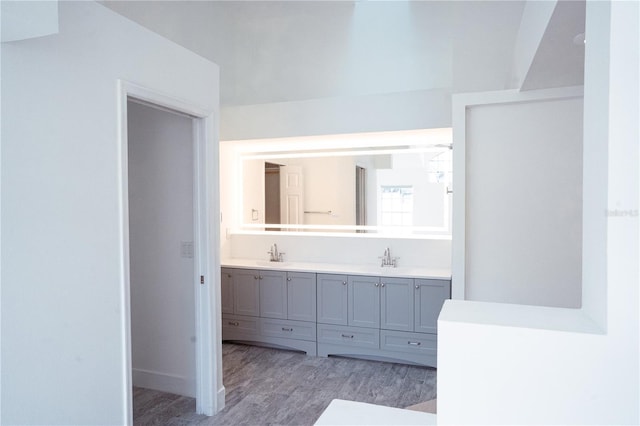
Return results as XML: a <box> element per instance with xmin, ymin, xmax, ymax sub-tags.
<box><xmin>221</xmin><ymin>258</ymin><xmax>451</xmax><ymax>280</ymax></box>
<box><xmin>314</xmin><ymin>399</ymin><xmax>437</xmax><ymax>426</ymax></box>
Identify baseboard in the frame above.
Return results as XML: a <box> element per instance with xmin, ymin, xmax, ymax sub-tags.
<box><xmin>132</xmin><ymin>368</ymin><xmax>195</xmax><ymax>398</ymax></box>
<box><xmin>406</xmin><ymin>398</ymin><xmax>437</xmax><ymax>414</ymax></box>
<box><xmin>217</xmin><ymin>385</ymin><xmax>226</xmax><ymax>412</ymax></box>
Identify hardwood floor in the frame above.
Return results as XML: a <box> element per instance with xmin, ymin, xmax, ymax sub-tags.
<box><xmin>133</xmin><ymin>342</ymin><xmax>437</xmax><ymax>425</ymax></box>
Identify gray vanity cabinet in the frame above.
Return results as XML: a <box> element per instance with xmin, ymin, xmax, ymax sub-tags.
<box><xmin>317</xmin><ymin>273</ymin><xmax>451</xmax><ymax>368</ymax></box>
<box><xmin>222</xmin><ymin>266</ymin><xmax>450</xmax><ymax>366</ymax></box>
<box><xmin>233</xmin><ymin>269</ymin><xmax>261</xmax><ymax>317</ymax></box>
<box><xmin>221</xmin><ymin>268</ymin><xmax>234</xmax><ymax>315</ymax></box>
<box><xmin>317</xmin><ymin>274</ymin><xmax>348</xmax><ymax>325</ymax></box>
<box><xmin>380</xmin><ymin>277</ymin><xmax>414</xmax><ymax>331</ymax></box>
<box><xmin>379</xmin><ymin>277</ymin><xmax>449</xmax><ymax>333</ymax></box>
<box><xmin>222</xmin><ymin>268</ymin><xmax>317</xmax><ymax>356</ymax></box>
<box><xmin>348</xmin><ymin>275</ymin><xmax>380</xmax><ymax>328</ymax></box>
<box><xmin>259</xmin><ymin>270</ymin><xmax>288</xmax><ymax>319</ymax></box>
<box><xmin>414</xmin><ymin>279</ymin><xmax>450</xmax><ymax>334</ymax></box>
<box><xmin>317</xmin><ymin>274</ymin><xmax>381</xmax><ymax>328</ymax></box>
<box><xmin>287</xmin><ymin>271</ymin><xmax>316</xmax><ymax>322</ymax></box>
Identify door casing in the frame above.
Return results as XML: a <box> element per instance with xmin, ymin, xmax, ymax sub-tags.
<box><xmin>117</xmin><ymin>80</ymin><xmax>223</xmax><ymax>423</ymax></box>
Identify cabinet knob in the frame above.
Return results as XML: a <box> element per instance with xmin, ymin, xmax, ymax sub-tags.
<box><xmin>342</xmin><ymin>281</ymin><xmax>347</xmax><ymax>286</ymax></box>
<box><xmin>259</xmin><ymin>276</ymin><xmax>263</xmax><ymax>280</ymax></box>
<box><xmin>227</xmin><ymin>274</ymin><xmax>232</xmax><ymax>278</ymax></box>
<box><xmin>287</xmin><ymin>277</ymin><xmax>292</xmax><ymax>281</ymax></box>
<box><xmin>415</xmin><ymin>285</ymin><xmax>419</xmax><ymax>289</ymax></box>
<box><xmin>254</xmin><ymin>276</ymin><xmax>259</xmax><ymax>280</ymax></box>
<box><xmin>374</xmin><ymin>282</ymin><xmax>379</xmax><ymax>287</ymax></box>
<box><xmin>381</xmin><ymin>282</ymin><xmax>385</xmax><ymax>288</ymax></box>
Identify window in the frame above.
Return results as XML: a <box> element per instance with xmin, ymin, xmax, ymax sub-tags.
<box><xmin>427</xmin><ymin>149</ymin><xmax>452</xmax><ymax>184</ymax></box>
<box><xmin>380</xmin><ymin>186</ymin><xmax>413</xmax><ymax>226</ymax></box>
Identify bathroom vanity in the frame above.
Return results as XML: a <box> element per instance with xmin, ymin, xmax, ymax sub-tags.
<box><xmin>221</xmin><ymin>260</ymin><xmax>451</xmax><ymax>367</ymax></box>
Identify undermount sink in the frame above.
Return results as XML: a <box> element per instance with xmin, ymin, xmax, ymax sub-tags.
<box><xmin>255</xmin><ymin>260</ymin><xmax>291</xmax><ymax>268</ymax></box>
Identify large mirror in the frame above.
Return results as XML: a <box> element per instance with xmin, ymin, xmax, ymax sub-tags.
<box><xmin>228</xmin><ymin>128</ymin><xmax>453</xmax><ymax>237</ymax></box>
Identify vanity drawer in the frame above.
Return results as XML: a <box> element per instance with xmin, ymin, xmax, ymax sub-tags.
<box><xmin>317</xmin><ymin>324</ymin><xmax>379</xmax><ymax>349</ymax></box>
<box><xmin>261</xmin><ymin>318</ymin><xmax>316</xmax><ymax>341</ymax></box>
<box><xmin>380</xmin><ymin>330</ymin><xmax>437</xmax><ymax>355</ymax></box>
<box><xmin>222</xmin><ymin>314</ymin><xmax>259</xmax><ymax>336</ymax></box>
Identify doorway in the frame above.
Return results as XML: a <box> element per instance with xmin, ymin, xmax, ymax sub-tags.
<box><xmin>355</xmin><ymin>165</ymin><xmax>366</xmax><ymax>232</ymax></box>
<box><xmin>119</xmin><ymin>80</ymin><xmax>222</xmax><ymax>423</ymax></box>
<box><xmin>127</xmin><ymin>100</ymin><xmax>196</xmax><ymax>400</ymax></box>
<box><xmin>264</xmin><ymin>162</ymin><xmax>281</xmax><ymax>230</ymax></box>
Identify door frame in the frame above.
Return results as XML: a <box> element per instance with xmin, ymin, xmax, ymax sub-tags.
<box><xmin>117</xmin><ymin>80</ymin><xmax>222</xmax><ymax>423</ymax></box>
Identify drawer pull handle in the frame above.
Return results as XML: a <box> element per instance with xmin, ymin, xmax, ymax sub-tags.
<box><xmin>282</xmin><ymin>327</ymin><xmax>293</xmax><ymax>332</ymax></box>
<box><xmin>408</xmin><ymin>341</ymin><xmax>421</xmax><ymax>346</ymax></box>
<box><xmin>228</xmin><ymin>321</ymin><xmax>240</xmax><ymax>326</ymax></box>
<box><xmin>341</xmin><ymin>334</ymin><xmax>354</xmax><ymax>339</ymax></box>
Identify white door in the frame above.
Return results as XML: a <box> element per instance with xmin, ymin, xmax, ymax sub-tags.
<box><xmin>280</xmin><ymin>165</ymin><xmax>304</xmax><ymax>227</ymax></box>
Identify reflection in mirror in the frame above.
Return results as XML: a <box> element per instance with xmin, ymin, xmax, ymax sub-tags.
<box><xmin>231</xmin><ymin>128</ymin><xmax>453</xmax><ymax>237</ymax></box>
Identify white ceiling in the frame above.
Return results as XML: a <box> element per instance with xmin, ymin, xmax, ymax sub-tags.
<box><xmin>521</xmin><ymin>0</ymin><xmax>586</xmax><ymax>90</ymax></box>
<box><xmin>101</xmin><ymin>1</ymin><xmax>585</xmax><ymax>107</ymax></box>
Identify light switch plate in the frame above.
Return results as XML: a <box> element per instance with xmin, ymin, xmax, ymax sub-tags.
<box><xmin>180</xmin><ymin>241</ymin><xmax>194</xmax><ymax>258</ymax></box>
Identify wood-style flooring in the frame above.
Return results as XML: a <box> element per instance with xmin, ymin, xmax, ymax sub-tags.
<box><xmin>133</xmin><ymin>342</ymin><xmax>437</xmax><ymax>425</ymax></box>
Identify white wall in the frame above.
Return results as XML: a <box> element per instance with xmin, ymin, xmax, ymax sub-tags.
<box><xmin>1</xmin><ymin>2</ymin><xmax>219</xmax><ymax>424</ymax></box>
<box><xmin>510</xmin><ymin>1</ymin><xmax>557</xmax><ymax>89</ymax></box>
<box><xmin>465</xmin><ymin>96</ymin><xmax>583</xmax><ymax>308</ymax></box>
<box><xmin>128</xmin><ymin>101</ymin><xmax>196</xmax><ymax>397</ymax></box>
<box><xmin>450</xmin><ymin>0</ymin><xmax>524</xmax><ymax>93</ymax></box>
<box><xmin>438</xmin><ymin>2</ymin><xmax>639</xmax><ymax>424</ymax></box>
<box><xmin>221</xmin><ymin>89</ymin><xmax>452</xmax><ymax>141</ymax></box>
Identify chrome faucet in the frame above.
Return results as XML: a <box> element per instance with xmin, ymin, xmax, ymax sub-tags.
<box><xmin>267</xmin><ymin>244</ymin><xmax>285</xmax><ymax>262</ymax></box>
<box><xmin>379</xmin><ymin>247</ymin><xmax>398</xmax><ymax>268</ymax></box>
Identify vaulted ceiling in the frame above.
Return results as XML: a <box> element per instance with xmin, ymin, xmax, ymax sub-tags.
<box><xmin>101</xmin><ymin>0</ymin><xmax>585</xmax><ymax>107</ymax></box>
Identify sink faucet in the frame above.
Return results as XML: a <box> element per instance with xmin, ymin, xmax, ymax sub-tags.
<box><xmin>267</xmin><ymin>244</ymin><xmax>285</xmax><ymax>262</ymax></box>
<box><xmin>379</xmin><ymin>247</ymin><xmax>398</xmax><ymax>268</ymax></box>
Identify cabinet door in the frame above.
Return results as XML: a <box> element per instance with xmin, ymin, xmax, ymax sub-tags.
<box><xmin>233</xmin><ymin>269</ymin><xmax>260</xmax><ymax>317</ymax></box>
<box><xmin>380</xmin><ymin>277</ymin><xmax>414</xmax><ymax>331</ymax></box>
<box><xmin>414</xmin><ymin>279</ymin><xmax>451</xmax><ymax>334</ymax></box>
<box><xmin>221</xmin><ymin>268</ymin><xmax>234</xmax><ymax>315</ymax></box>
<box><xmin>287</xmin><ymin>272</ymin><xmax>316</xmax><ymax>322</ymax></box>
<box><xmin>317</xmin><ymin>274</ymin><xmax>348</xmax><ymax>325</ymax></box>
<box><xmin>348</xmin><ymin>275</ymin><xmax>380</xmax><ymax>328</ymax></box>
<box><xmin>259</xmin><ymin>270</ymin><xmax>287</xmax><ymax>319</ymax></box>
